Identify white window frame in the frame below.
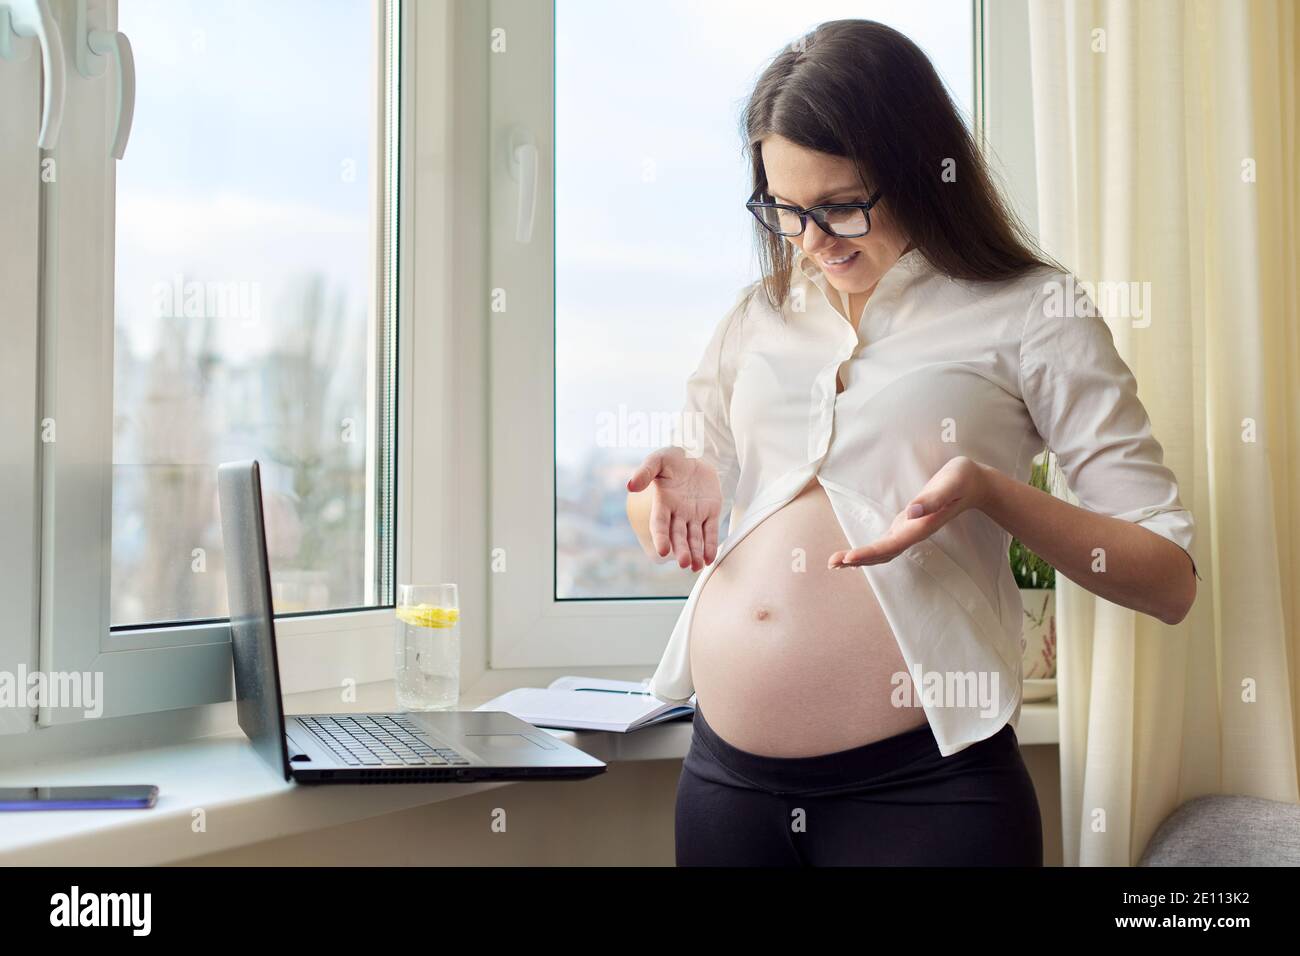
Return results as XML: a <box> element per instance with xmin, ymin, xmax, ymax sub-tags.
<box><xmin>487</xmin><ymin>0</ymin><xmax>674</xmax><ymax>671</ymax></box>
<box><xmin>23</xmin><ymin>0</ymin><xmax>412</xmax><ymax>729</ymax></box>
<box><xmin>976</xmin><ymin>0</ymin><xmax>1039</xmax><ymax>239</ymax></box>
<box><xmin>486</xmin><ymin>0</ymin><xmax>1039</xmax><ymax>671</ymax></box>
<box><xmin>0</xmin><ymin>26</ymin><xmax>43</xmax><ymax>735</ymax></box>
<box><xmin>402</xmin><ymin>0</ymin><xmax>491</xmax><ymax>696</ymax></box>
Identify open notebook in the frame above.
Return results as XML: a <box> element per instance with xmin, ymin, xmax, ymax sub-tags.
<box><xmin>475</xmin><ymin>677</ymin><xmax>696</xmax><ymax>733</ymax></box>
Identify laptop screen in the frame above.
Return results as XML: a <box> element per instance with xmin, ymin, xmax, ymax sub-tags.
<box><xmin>217</xmin><ymin>460</ymin><xmax>292</xmax><ymax>781</ymax></box>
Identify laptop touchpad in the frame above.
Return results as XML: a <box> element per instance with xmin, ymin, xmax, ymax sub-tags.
<box><xmin>465</xmin><ymin>733</ymin><xmax>554</xmax><ymax>751</ymax></box>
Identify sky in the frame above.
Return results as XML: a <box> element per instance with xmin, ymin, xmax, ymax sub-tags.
<box><xmin>114</xmin><ymin>0</ymin><xmax>373</xmax><ymax>363</ymax></box>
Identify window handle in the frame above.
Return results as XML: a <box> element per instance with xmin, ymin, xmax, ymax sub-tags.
<box><xmin>85</xmin><ymin>28</ymin><xmax>133</xmax><ymax>158</ymax></box>
<box><xmin>0</xmin><ymin>0</ymin><xmax>68</xmax><ymax>149</ymax></box>
<box><xmin>508</xmin><ymin>126</ymin><xmax>538</xmax><ymax>244</ymax></box>
<box><xmin>75</xmin><ymin>0</ymin><xmax>134</xmax><ymax>159</ymax></box>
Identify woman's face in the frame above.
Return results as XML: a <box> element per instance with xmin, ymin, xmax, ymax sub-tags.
<box><xmin>760</xmin><ymin>133</ymin><xmax>910</xmax><ymax>296</ymax></box>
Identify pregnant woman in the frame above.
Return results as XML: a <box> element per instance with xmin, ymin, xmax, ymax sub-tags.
<box><xmin>625</xmin><ymin>20</ymin><xmax>1199</xmax><ymax>867</ymax></box>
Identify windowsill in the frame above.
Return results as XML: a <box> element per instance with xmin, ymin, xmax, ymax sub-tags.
<box><xmin>0</xmin><ymin>680</ymin><xmax>1059</xmax><ymax>866</ymax></box>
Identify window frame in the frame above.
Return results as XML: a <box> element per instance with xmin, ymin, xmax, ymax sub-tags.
<box><xmin>976</xmin><ymin>0</ymin><xmax>1039</xmax><ymax>239</ymax></box>
<box><xmin>0</xmin><ymin>31</ymin><xmax>43</xmax><ymax>735</ymax></box>
<box><xmin>486</xmin><ymin>0</ymin><xmax>1038</xmax><ymax>671</ymax></box>
<box><xmin>487</xmin><ymin>0</ymin><xmax>674</xmax><ymax>670</ymax></box>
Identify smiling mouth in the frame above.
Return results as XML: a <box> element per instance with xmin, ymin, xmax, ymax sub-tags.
<box><xmin>822</xmin><ymin>251</ymin><xmax>860</xmax><ymax>267</ymax></box>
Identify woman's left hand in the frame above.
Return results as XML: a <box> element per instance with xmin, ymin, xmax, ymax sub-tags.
<box><xmin>827</xmin><ymin>456</ymin><xmax>990</xmax><ymax>569</ymax></box>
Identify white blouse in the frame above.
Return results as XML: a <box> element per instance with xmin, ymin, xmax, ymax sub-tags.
<box><xmin>648</xmin><ymin>245</ymin><xmax>1198</xmax><ymax>757</ymax></box>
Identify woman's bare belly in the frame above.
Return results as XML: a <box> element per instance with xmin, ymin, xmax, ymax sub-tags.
<box><xmin>689</xmin><ymin>475</ymin><xmax>929</xmax><ymax>757</ymax></box>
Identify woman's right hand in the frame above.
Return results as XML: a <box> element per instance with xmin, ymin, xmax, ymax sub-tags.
<box><xmin>625</xmin><ymin>447</ymin><xmax>723</xmax><ymax>572</ymax></box>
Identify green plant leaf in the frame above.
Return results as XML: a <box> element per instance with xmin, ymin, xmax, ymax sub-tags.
<box><xmin>1008</xmin><ymin>453</ymin><xmax>1057</xmax><ymax>590</ymax></box>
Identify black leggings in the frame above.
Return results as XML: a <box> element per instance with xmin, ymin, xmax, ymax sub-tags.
<box><xmin>675</xmin><ymin>706</ymin><xmax>1043</xmax><ymax>866</ymax></box>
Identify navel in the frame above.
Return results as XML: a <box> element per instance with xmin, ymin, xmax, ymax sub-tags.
<box><xmin>753</xmin><ymin>604</ymin><xmax>772</xmax><ymax>622</ymax></box>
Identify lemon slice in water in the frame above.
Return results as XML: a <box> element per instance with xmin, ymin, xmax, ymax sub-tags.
<box><xmin>395</xmin><ymin>604</ymin><xmax>460</xmax><ymax>628</ymax></box>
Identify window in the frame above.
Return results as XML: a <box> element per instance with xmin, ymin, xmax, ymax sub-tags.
<box><xmin>110</xmin><ymin>0</ymin><xmax>396</xmax><ymax>628</ymax></box>
<box><xmin>489</xmin><ymin>0</ymin><xmax>979</xmax><ymax>668</ymax></box>
<box><xmin>17</xmin><ymin>0</ymin><xmax>401</xmax><ymax>725</ymax></box>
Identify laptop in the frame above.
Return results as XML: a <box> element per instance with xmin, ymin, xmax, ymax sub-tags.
<box><xmin>217</xmin><ymin>459</ymin><xmax>607</xmax><ymax>784</ymax></box>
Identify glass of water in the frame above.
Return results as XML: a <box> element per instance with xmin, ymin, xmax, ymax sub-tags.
<box><xmin>394</xmin><ymin>583</ymin><xmax>460</xmax><ymax>711</ymax></box>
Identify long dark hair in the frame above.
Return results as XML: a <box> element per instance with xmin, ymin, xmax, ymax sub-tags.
<box><xmin>742</xmin><ymin>19</ymin><xmax>1062</xmax><ymax>310</ymax></box>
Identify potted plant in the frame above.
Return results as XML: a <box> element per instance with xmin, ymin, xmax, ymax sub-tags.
<box><xmin>1010</xmin><ymin>452</ymin><xmax>1057</xmax><ymax>701</ymax></box>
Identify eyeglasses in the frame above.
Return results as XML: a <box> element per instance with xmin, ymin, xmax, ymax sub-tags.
<box><xmin>745</xmin><ymin>185</ymin><xmax>883</xmax><ymax>238</ymax></box>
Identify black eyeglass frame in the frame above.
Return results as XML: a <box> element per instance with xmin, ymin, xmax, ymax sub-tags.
<box><xmin>745</xmin><ymin>185</ymin><xmax>884</xmax><ymax>239</ymax></box>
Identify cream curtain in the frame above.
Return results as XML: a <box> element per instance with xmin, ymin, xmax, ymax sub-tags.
<box><xmin>1027</xmin><ymin>0</ymin><xmax>1300</xmax><ymax>865</ymax></box>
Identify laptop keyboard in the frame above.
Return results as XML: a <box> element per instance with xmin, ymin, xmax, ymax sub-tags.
<box><xmin>299</xmin><ymin>715</ymin><xmax>470</xmax><ymax>768</ymax></box>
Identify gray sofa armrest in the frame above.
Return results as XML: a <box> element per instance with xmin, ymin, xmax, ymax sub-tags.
<box><xmin>1140</xmin><ymin>794</ymin><xmax>1300</xmax><ymax>866</ymax></box>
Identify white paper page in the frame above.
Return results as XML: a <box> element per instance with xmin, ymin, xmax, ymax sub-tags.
<box><xmin>476</xmin><ymin>687</ymin><xmax>659</xmax><ymax>728</ymax></box>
